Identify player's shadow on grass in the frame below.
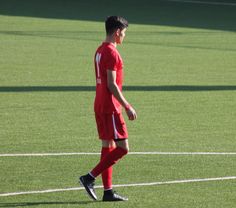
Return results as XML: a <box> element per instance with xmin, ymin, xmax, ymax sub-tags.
<box><xmin>0</xmin><ymin>201</ymin><xmax>95</xmax><ymax>207</ymax></box>
<box><xmin>0</xmin><ymin>85</ymin><xmax>236</xmax><ymax>93</ymax></box>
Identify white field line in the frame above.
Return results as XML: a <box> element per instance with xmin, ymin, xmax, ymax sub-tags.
<box><xmin>0</xmin><ymin>152</ymin><xmax>100</xmax><ymax>157</ymax></box>
<box><xmin>166</xmin><ymin>0</ymin><xmax>236</xmax><ymax>6</ymax></box>
<box><xmin>1</xmin><ymin>176</ymin><xmax>236</xmax><ymax>197</ymax></box>
<box><xmin>0</xmin><ymin>152</ymin><xmax>236</xmax><ymax>157</ymax></box>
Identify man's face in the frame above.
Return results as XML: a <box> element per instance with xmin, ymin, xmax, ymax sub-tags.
<box><xmin>115</xmin><ymin>28</ymin><xmax>127</xmax><ymax>44</ymax></box>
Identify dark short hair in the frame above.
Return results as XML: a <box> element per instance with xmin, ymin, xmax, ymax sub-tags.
<box><xmin>105</xmin><ymin>16</ymin><xmax>128</xmax><ymax>35</ymax></box>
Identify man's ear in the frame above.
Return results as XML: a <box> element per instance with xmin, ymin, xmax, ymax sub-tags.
<box><xmin>115</xmin><ymin>28</ymin><xmax>121</xmax><ymax>36</ymax></box>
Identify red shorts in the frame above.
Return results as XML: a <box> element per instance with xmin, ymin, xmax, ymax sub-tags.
<box><xmin>95</xmin><ymin>112</ymin><xmax>128</xmax><ymax>140</ymax></box>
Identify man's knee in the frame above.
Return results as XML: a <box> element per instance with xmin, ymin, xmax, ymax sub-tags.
<box><xmin>102</xmin><ymin>140</ymin><xmax>116</xmax><ymax>148</ymax></box>
<box><xmin>115</xmin><ymin>139</ymin><xmax>129</xmax><ymax>153</ymax></box>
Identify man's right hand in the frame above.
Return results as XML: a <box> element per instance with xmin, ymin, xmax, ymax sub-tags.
<box><xmin>126</xmin><ymin>106</ymin><xmax>137</xmax><ymax>121</ymax></box>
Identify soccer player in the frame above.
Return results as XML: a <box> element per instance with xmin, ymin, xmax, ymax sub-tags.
<box><xmin>79</xmin><ymin>16</ymin><xmax>137</xmax><ymax>202</ymax></box>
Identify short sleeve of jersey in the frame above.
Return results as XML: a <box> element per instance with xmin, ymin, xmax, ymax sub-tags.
<box><xmin>105</xmin><ymin>49</ymin><xmax>119</xmax><ymax>71</ymax></box>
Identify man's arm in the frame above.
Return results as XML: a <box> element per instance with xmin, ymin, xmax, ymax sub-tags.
<box><xmin>107</xmin><ymin>70</ymin><xmax>137</xmax><ymax>120</ymax></box>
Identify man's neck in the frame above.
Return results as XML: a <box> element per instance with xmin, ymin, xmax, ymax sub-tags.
<box><xmin>105</xmin><ymin>36</ymin><xmax>117</xmax><ymax>47</ymax></box>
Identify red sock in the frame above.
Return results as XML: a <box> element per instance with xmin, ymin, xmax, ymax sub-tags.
<box><xmin>91</xmin><ymin>147</ymin><xmax>128</xmax><ymax>178</ymax></box>
<box><xmin>100</xmin><ymin>147</ymin><xmax>115</xmax><ymax>190</ymax></box>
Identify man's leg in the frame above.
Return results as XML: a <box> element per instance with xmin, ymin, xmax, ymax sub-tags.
<box><xmin>100</xmin><ymin>140</ymin><xmax>116</xmax><ymax>191</ymax></box>
<box><xmin>80</xmin><ymin>139</ymin><xmax>129</xmax><ymax>201</ymax></box>
<box><xmin>90</xmin><ymin>139</ymin><xmax>129</xmax><ymax>178</ymax></box>
<box><xmin>102</xmin><ymin>139</ymin><xmax>129</xmax><ymax>201</ymax></box>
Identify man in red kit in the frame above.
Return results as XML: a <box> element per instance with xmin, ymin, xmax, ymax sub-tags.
<box><xmin>79</xmin><ymin>16</ymin><xmax>137</xmax><ymax>201</ymax></box>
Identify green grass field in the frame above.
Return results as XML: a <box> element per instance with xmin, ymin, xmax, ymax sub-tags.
<box><xmin>1</xmin><ymin>0</ymin><xmax>236</xmax><ymax>207</ymax></box>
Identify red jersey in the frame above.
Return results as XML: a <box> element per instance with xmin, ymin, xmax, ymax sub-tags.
<box><xmin>94</xmin><ymin>42</ymin><xmax>123</xmax><ymax>114</ymax></box>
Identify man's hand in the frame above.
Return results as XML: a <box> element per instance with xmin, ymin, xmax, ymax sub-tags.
<box><xmin>125</xmin><ymin>106</ymin><xmax>137</xmax><ymax>121</ymax></box>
